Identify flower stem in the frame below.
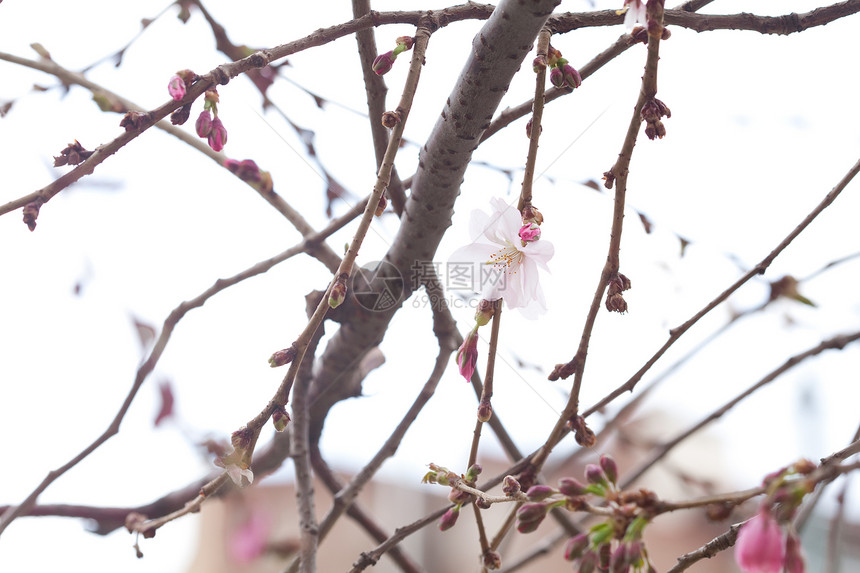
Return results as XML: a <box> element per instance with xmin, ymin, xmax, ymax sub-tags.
<box><xmin>518</xmin><ymin>28</ymin><xmax>551</xmax><ymax>213</ymax></box>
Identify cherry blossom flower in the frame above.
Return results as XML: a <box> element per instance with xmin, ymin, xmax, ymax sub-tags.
<box><xmin>621</xmin><ymin>0</ymin><xmax>647</xmax><ymax>29</ymax></box>
<box><xmin>735</xmin><ymin>509</ymin><xmax>785</xmax><ymax>573</ymax></box>
<box><xmin>449</xmin><ymin>197</ymin><xmax>553</xmax><ymax>316</ymax></box>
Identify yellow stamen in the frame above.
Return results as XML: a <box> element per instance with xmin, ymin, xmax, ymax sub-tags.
<box><xmin>486</xmin><ymin>242</ymin><xmax>524</xmax><ymax>275</ymax></box>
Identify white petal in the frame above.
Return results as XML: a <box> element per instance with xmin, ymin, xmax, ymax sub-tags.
<box><xmin>468</xmin><ymin>208</ymin><xmax>492</xmax><ymax>242</ymax></box>
<box><xmin>482</xmin><ymin>197</ymin><xmax>522</xmax><ymax>245</ymax></box>
<box><xmin>524</xmin><ymin>240</ymin><xmax>554</xmax><ymax>271</ymax></box>
<box><xmin>450</xmin><ymin>243</ymin><xmax>495</xmax><ymax>263</ymax></box>
<box><xmin>226</xmin><ymin>465</ymin><xmax>254</xmax><ymax>487</ymax></box>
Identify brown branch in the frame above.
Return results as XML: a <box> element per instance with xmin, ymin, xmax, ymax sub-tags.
<box><xmin>0</xmin><ymin>200</ymin><xmax>363</xmax><ymax>536</ymax></box>
<box><xmin>352</xmin><ymin>0</ymin><xmax>407</xmax><ymax>216</ymax></box>
<box><xmin>517</xmin><ymin>28</ymin><xmax>551</xmax><ymax>212</ymax></box>
<box><xmin>661</xmin><ymin>0</ymin><xmax>860</xmax><ymax>34</ymax></box>
<box><xmin>665</xmin><ymin>524</ymin><xmax>742</xmax><ymax>573</ymax></box>
<box><xmin>347</xmin><ymin>507</ymin><xmax>450</xmax><ymax>573</ymax></box>
<box><xmin>483</xmin><ymin>0</ymin><xmax>860</xmax><ymax>141</ymax></box>
<box><xmin>584</xmin><ymin>154</ymin><xmax>860</xmax><ymax>417</ymax></box>
<box><xmin>535</xmin><ymin>2</ymin><xmax>666</xmax><ymax>471</ymax></box>
<box><xmin>665</xmin><ymin>458</ymin><xmax>860</xmax><ymax>572</ymax></box>
<box><xmin>309</xmin><ymin>450</ymin><xmax>425</xmax><ymax>573</ymax></box>
<box><xmin>483</xmin><ymin>0</ymin><xmax>716</xmax><ymax>142</ymax></box>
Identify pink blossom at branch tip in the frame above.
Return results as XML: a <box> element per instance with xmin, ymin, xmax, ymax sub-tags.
<box><xmin>456</xmin><ymin>327</ymin><xmax>479</xmax><ymax>382</ymax></box>
<box><xmin>734</xmin><ymin>509</ymin><xmax>785</xmax><ymax>573</ymax></box>
<box><xmin>207</xmin><ymin>116</ymin><xmax>227</xmax><ymax>152</ymax></box>
<box><xmin>622</xmin><ymin>0</ymin><xmax>647</xmax><ymax>29</ymax></box>
<box><xmin>449</xmin><ymin>197</ymin><xmax>553</xmax><ymax>317</ymax></box>
<box><xmin>228</xmin><ymin>511</ymin><xmax>270</xmax><ymax>564</ymax></box>
<box><xmin>167</xmin><ymin>74</ymin><xmax>186</xmax><ymax>100</ymax></box>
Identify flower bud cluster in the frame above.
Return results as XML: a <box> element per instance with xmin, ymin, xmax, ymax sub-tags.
<box><xmin>544</xmin><ymin>45</ymin><xmax>582</xmax><ymax>91</ymax></box>
<box><xmin>424</xmin><ymin>463</ymin><xmax>486</xmax><ymax>532</ymax></box>
<box><xmin>734</xmin><ymin>459</ymin><xmax>817</xmax><ymax>573</ymax></box>
<box><xmin>159</xmin><ymin>82</ymin><xmax>229</xmax><ymax>152</ymax></box>
<box><xmin>564</xmin><ymin>515</ymin><xmax>655</xmax><ymax>573</ymax></box>
<box><xmin>519</xmin><ymin>205</ymin><xmax>544</xmax><ymax>247</ymax></box>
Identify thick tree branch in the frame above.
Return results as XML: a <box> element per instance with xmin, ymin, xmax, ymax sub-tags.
<box><xmin>307</xmin><ymin>0</ymin><xmax>562</xmax><ymax>446</ymax></box>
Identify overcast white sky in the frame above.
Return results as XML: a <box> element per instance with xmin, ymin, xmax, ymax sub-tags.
<box><xmin>1</xmin><ymin>1</ymin><xmax>859</xmax><ymax>571</ymax></box>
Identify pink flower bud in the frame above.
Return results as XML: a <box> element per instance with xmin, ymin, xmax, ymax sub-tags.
<box><xmin>268</xmin><ymin>345</ymin><xmax>297</xmax><ymax>367</ymax></box>
<box><xmin>550</xmin><ymin>67</ymin><xmax>565</xmax><ymax>88</ymax></box>
<box><xmin>585</xmin><ymin>464</ymin><xmax>607</xmax><ymax>486</ymax></box>
<box><xmin>610</xmin><ymin>543</ymin><xmax>628</xmax><ymax>573</ymax></box>
<box><xmin>372</xmin><ymin>50</ymin><xmax>396</xmax><ymax>75</ymax></box>
<box><xmin>526</xmin><ymin>485</ymin><xmax>555</xmax><ymax>501</ymax></box>
<box><xmin>224</xmin><ymin>159</ymin><xmax>263</xmax><ymax>183</ymax></box>
<box><xmin>167</xmin><ymin>74</ymin><xmax>186</xmax><ymax>100</ymax></box>
<box><xmin>562</xmin><ymin>64</ymin><xmax>582</xmax><ymax>89</ymax></box>
<box><xmin>519</xmin><ymin>223</ymin><xmax>541</xmax><ymax>246</ymax></box>
<box><xmin>579</xmin><ymin>550</ymin><xmax>598</xmax><ymax>573</ymax></box>
<box><xmin>195</xmin><ymin>110</ymin><xmax>213</xmax><ymax>137</ymax></box>
<box><xmin>564</xmin><ymin>533</ymin><xmax>590</xmax><ymax>561</ymax></box>
<box><xmin>465</xmin><ymin>463</ymin><xmax>483</xmax><ymax>482</ymax></box>
<box><xmin>456</xmin><ymin>328</ymin><xmax>479</xmax><ymax>382</ymax></box>
<box><xmin>558</xmin><ymin>477</ymin><xmax>588</xmax><ymax>496</ymax></box>
<box><xmin>599</xmin><ymin>454</ymin><xmax>618</xmax><ymax>485</ymax></box>
<box><xmin>516</xmin><ymin>503</ymin><xmax>549</xmax><ymax>532</ymax></box>
<box><xmin>207</xmin><ymin>116</ymin><xmax>227</xmax><ymax>152</ymax></box>
<box><xmin>438</xmin><ymin>506</ymin><xmax>460</xmax><ymax>531</ymax></box>
<box><xmin>735</xmin><ymin>509</ymin><xmax>785</xmax><ymax>573</ymax></box>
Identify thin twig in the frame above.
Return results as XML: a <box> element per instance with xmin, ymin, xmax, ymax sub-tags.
<box><xmin>535</xmin><ymin>2</ymin><xmax>666</xmax><ymax>471</ymax></box>
<box><xmin>309</xmin><ymin>450</ymin><xmax>425</xmax><ymax>573</ymax></box>
<box><xmin>585</xmin><ymin>154</ymin><xmax>860</xmax><ymax>417</ymax></box>
<box><xmin>621</xmin><ymin>331</ymin><xmax>860</xmax><ymax>488</ymax></box>
<box><xmin>0</xmin><ymin>202</ymin><xmax>360</xmax><ymax>535</ymax></box>
<box><xmin>517</xmin><ymin>28</ymin><xmax>550</xmax><ymax>212</ymax></box>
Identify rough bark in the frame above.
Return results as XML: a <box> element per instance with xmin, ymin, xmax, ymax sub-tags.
<box><xmin>307</xmin><ymin>0</ymin><xmax>561</xmax><ymax>440</ymax></box>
